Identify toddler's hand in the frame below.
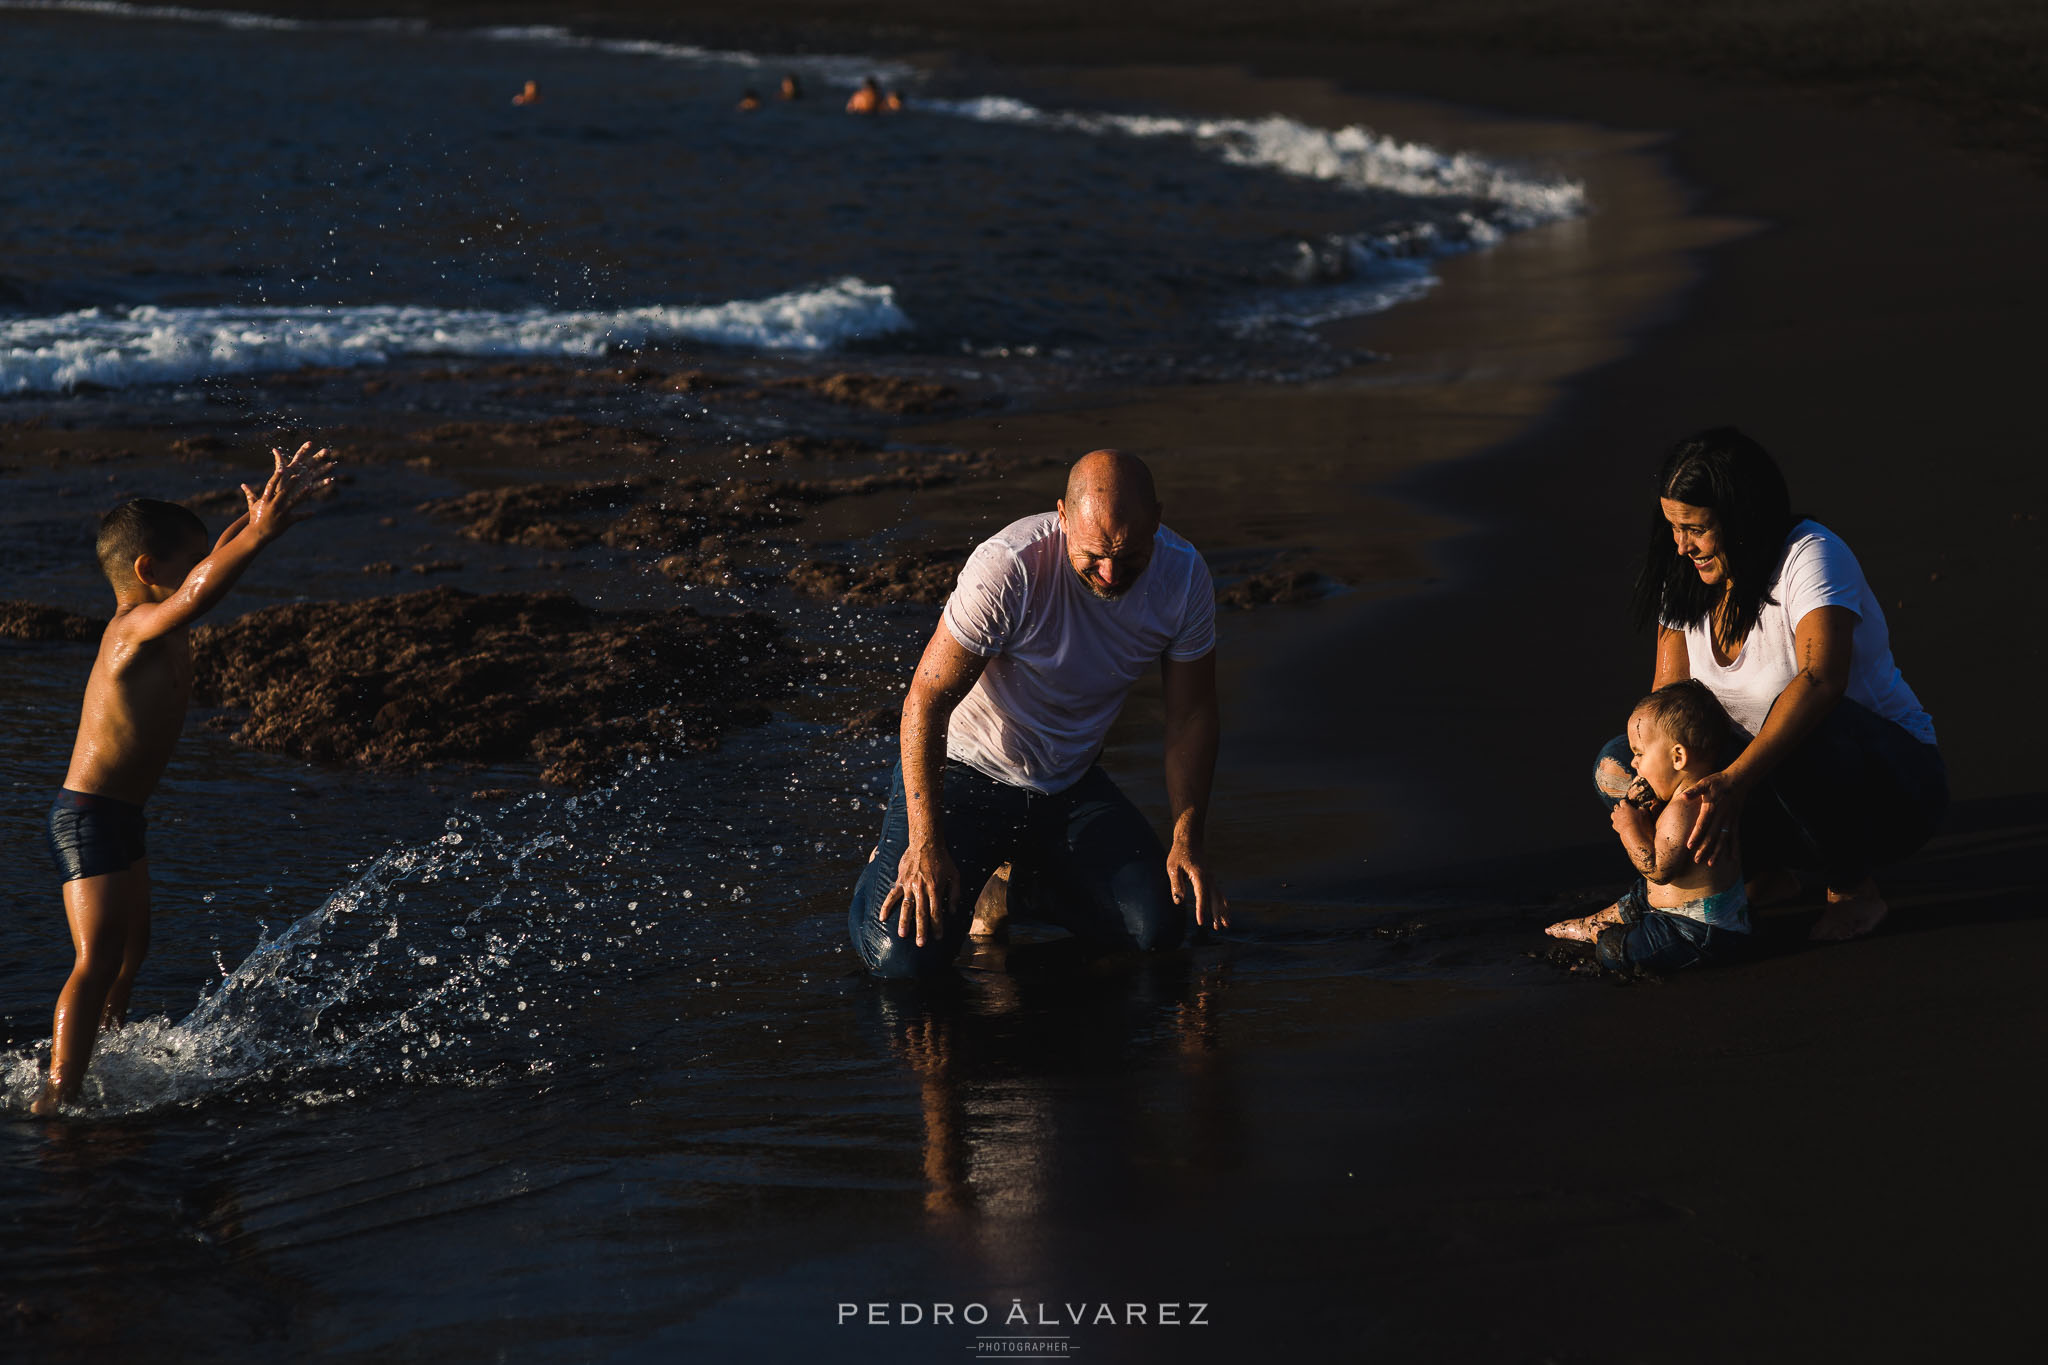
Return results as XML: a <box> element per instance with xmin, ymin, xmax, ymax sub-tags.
<box><xmin>1611</xmin><ymin>799</ymin><xmax>1653</xmax><ymax>837</ymax></box>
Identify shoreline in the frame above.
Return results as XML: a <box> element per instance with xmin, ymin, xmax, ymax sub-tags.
<box><xmin>6</xmin><ymin>6</ymin><xmax>2047</xmax><ymax>1360</ymax></box>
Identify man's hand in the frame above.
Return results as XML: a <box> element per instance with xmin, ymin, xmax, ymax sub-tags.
<box><xmin>1167</xmin><ymin>835</ymin><xmax>1228</xmax><ymax>930</ymax></box>
<box><xmin>242</xmin><ymin>442</ymin><xmax>336</xmax><ymax>542</ymax></box>
<box><xmin>881</xmin><ymin>835</ymin><xmax>961</xmax><ymax>948</ymax></box>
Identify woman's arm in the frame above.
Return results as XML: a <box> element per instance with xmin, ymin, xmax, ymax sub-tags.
<box><xmin>1652</xmin><ymin>626</ymin><xmax>1690</xmax><ymax>690</ymax></box>
<box><xmin>1681</xmin><ymin>605</ymin><xmax>1856</xmax><ymax>864</ymax></box>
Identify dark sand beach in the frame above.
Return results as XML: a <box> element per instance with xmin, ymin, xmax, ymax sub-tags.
<box><xmin>4</xmin><ymin>1</ymin><xmax>2045</xmax><ymax>1359</ymax></box>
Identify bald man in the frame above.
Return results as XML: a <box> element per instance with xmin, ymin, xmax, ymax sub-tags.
<box><xmin>849</xmin><ymin>450</ymin><xmax>1226</xmax><ymax>977</ymax></box>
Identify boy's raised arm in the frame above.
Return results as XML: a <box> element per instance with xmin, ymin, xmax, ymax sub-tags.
<box><xmin>125</xmin><ymin>442</ymin><xmax>335</xmax><ymax>641</ymax></box>
<box><xmin>210</xmin><ymin>509</ymin><xmax>251</xmax><ymax>556</ymax></box>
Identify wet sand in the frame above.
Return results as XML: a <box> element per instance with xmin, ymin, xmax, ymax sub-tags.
<box><xmin>9</xmin><ymin>3</ymin><xmax>2048</xmax><ymax>1359</ymax></box>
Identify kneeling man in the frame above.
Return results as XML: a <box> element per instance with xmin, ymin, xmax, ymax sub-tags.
<box><xmin>849</xmin><ymin>449</ymin><xmax>1226</xmax><ymax>977</ymax></box>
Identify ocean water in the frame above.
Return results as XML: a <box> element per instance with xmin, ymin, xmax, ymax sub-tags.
<box><xmin>0</xmin><ymin>3</ymin><xmax>1581</xmax><ymax>394</ymax></box>
<box><xmin>0</xmin><ymin>9</ymin><xmax>1581</xmax><ymax>1356</ymax></box>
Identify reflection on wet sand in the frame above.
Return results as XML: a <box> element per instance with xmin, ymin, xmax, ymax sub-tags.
<box><xmin>877</xmin><ymin>953</ymin><xmax>1241</xmax><ymax>1240</ymax></box>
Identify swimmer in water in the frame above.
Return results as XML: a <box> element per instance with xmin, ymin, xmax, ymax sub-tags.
<box><xmin>738</xmin><ymin>89</ymin><xmax>762</xmax><ymax>112</ymax></box>
<box><xmin>883</xmin><ymin>89</ymin><xmax>906</xmax><ymax>113</ymax></box>
<box><xmin>846</xmin><ymin>76</ymin><xmax>881</xmax><ymax>114</ymax></box>
<box><xmin>779</xmin><ymin>73</ymin><xmax>804</xmax><ymax>101</ymax></box>
<box><xmin>31</xmin><ymin>443</ymin><xmax>337</xmax><ymax>1116</ymax></box>
<box><xmin>513</xmin><ymin>79</ymin><xmax>541</xmax><ymax>106</ymax></box>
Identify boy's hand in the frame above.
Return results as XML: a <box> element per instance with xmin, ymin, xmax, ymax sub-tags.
<box><xmin>242</xmin><ymin>442</ymin><xmax>337</xmax><ymax>541</ymax></box>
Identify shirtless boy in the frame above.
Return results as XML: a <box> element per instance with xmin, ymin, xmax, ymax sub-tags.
<box><xmin>1548</xmin><ymin>680</ymin><xmax>1753</xmax><ymax>971</ymax></box>
<box><xmin>33</xmin><ymin>442</ymin><xmax>335</xmax><ymax>1115</ymax></box>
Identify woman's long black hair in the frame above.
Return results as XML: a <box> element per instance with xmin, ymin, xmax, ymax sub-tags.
<box><xmin>1630</xmin><ymin>427</ymin><xmax>1797</xmax><ymax>653</ymax></box>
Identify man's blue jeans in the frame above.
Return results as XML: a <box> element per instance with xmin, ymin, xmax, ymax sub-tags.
<box><xmin>849</xmin><ymin>761</ymin><xmax>1184</xmax><ymax>978</ymax></box>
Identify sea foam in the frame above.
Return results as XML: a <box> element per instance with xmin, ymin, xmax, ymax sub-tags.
<box><xmin>0</xmin><ymin>2</ymin><xmax>904</xmax><ymax>84</ymax></box>
<box><xmin>0</xmin><ymin>278</ymin><xmax>911</xmax><ymax>394</ymax></box>
<box><xmin>924</xmin><ymin>96</ymin><xmax>1583</xmax><ymax>329</ymax></box>
<box><xmin>924</xmin><ymin>96</ymin><xmax>1584</xmax><ymax>224</ymax></box>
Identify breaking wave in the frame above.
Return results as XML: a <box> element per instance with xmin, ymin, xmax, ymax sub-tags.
<box><xmin>0</xmin><ymin>279</ymin><xmax>912</xmax><ymax>393</ymax></box>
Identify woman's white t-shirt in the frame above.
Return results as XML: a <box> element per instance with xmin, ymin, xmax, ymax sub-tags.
<box><xmin>1671</xmin><ymin>520</ymin><xmax>1935</xmax><ymax>746</ymax></box>
<box><xmin>942</xmin><ymin>512</ymin><xmax>1216</xmax><ymax>794</ymax></box>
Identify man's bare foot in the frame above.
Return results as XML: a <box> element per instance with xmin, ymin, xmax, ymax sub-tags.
<box><xmin>969</xmin><ymin>864</ymin><xmax>1011</xmax><ymax>940</ymax></box>
<box><xmin>29</xmin><ymin>1079</ymin><xmax>65</xmax><ymax>1117</ymax></box>
<box><xmin>1546</xmin><ymin>903</ymin><xmax>1623</xmax><ymax>943</ymax></box>
<box><xmin>1746</xmin><ymin>868</ymin><xmax>1803</xmax><ymax>908</ymax></box>
<box><xmin>1810</xmin><ymin>879</ymin><xmax>1888</xmax><ymax>941</ymax></box>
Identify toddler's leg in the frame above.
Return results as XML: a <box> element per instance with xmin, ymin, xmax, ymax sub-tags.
<box><xmin>33</xmin><ymin>868</ymin><xmax>141</xmax><ymax>1114</ymax></box>
<box><xmin>100</xmin><ymin>859</ymin><xmax>152</xmax><ymax>1030</ymax></box>
<box><xmin>1545</xmin><ymin>902</ymin><xmax>1624</xmax><ymax>942</ymax></box>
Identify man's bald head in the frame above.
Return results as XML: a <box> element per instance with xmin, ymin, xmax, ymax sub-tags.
<box><xmin>1063</xmin><ymin>449</ymin><xmax>1159</xmax><ymax>524</ymax></box>
<box><xmin>1058</xmin><ymin>449</ymin><xmax>1162</xmax><ymax>599</ymax></box>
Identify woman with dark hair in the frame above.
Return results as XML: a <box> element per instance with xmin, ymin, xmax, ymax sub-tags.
<box><xmin>1594</xmin><ymin>427</ymin><xmax>1947</xmax><ymax>941</ymax></box>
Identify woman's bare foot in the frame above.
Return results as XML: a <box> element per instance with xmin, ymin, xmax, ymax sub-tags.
<box><xmin>1810</xmin><ymin>879</ymin><xmax>1888</xmax><ymax>940</ymax></box>
<box><xmin>1546</xmin><ymin>903</ymin><xmax>1623</xmax><ymax>943</ymax></box>
<box><xmin>1746</xmin><ymin>868</ymin><xmax>1803</xmax><ymax>908</ymax></box>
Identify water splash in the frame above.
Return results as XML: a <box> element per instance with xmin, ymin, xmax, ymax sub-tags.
<box><xmin>0</xmin><ymin>767</ymin><xmax>778</xmax><ymax>1118</ymax></box>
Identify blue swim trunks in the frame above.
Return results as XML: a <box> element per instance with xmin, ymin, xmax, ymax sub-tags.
<box><xmin>46</xmin><ymin>789</ymin><xmax>147</xmax><ymax>882</ymax></box>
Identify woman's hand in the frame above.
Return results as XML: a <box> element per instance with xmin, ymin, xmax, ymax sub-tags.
<box><xmin>1679</xmin><ymin>770</ymin><xmax>1750</xmax><ymax>868</ymax></box>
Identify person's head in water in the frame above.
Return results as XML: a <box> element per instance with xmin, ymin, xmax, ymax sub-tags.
<box><xmin>847</xmin><ymin>75</ymin><xmax>880</xmax><ymax>113</ymax></box>
<box><xmin>1626</xmin><ymin>679</ymin><xmax>1738</xmax><ymax>802</ymax></box>
<box><xmin>1057</xmin><ymin>449</ymin><xmax>1161</xmax><ymax>600</ymax></box>
<box><xmin>96</xmin><ymin>499</ymin><xmax>210</xmax><ymax>601</ymax></box>
<box><xmin>779</xmin><ymin>73</ymin><xmax>803</xmax><ymax>100</ymax></box>
<box><xmin>737</xmin><ymin>89</ymin><xmax>762</xmax><ymax>111</ymax></box>
<box><xmin>883</xmin><ymin>89</ymin><xmax>905</xmax><ymax>112</ymax></box>
<box><xmin>1631</xmin><ymin>425</ymin><xmax>1797</xmax><ymax>653</ymax></box>
<box><xmin>512</xmin><ymin>79</ymin><xmax>541</xmax><ymax>106</ymax></box>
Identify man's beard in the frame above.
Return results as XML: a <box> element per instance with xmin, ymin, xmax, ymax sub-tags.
<box><xmin>1072</xmin><ymin>564</ymin><xmax>1132</xmax><ymax>600</ymax></box>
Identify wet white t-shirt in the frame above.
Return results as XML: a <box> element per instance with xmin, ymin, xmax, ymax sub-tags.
<box><xmin>1672</xmin><ymin>520</ymin><xmax>1935</xmax><ymax>746</ymax></box>
<box><xmin>942</xmin><ymin>512</ymin><xmax>1216</xmax><ymax>794</ymax></box>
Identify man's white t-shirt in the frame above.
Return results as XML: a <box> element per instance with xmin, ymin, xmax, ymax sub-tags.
<box><xmin>1672</xmin><ymin>520</ymin><xmax>1936</xmax><ymax>746</ymax></box>
<box><xmin>941</xmin><ymin>511</ymin><xmax>1216</xmax><ymax>794</ymax></box>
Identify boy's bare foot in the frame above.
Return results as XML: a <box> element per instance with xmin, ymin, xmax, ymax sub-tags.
<box><xmin>1746</xmin><ymin>868</ymin><xmax>1803</xmax><ymax>908</ymax></box>
<box><xmin>1546</xmin><ymin>902</ymin><xmax>1622</xmax><ymax>943</ymax></box>
<box><xmin>969</xmin><ymin>864</ymin><xmax>1011</xmax><ymax>941</ymax></box>
<box><xmin>1810</xmin><ymin>879</ymin><xmax>1888</xmax><ymax>940</ymax></box>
